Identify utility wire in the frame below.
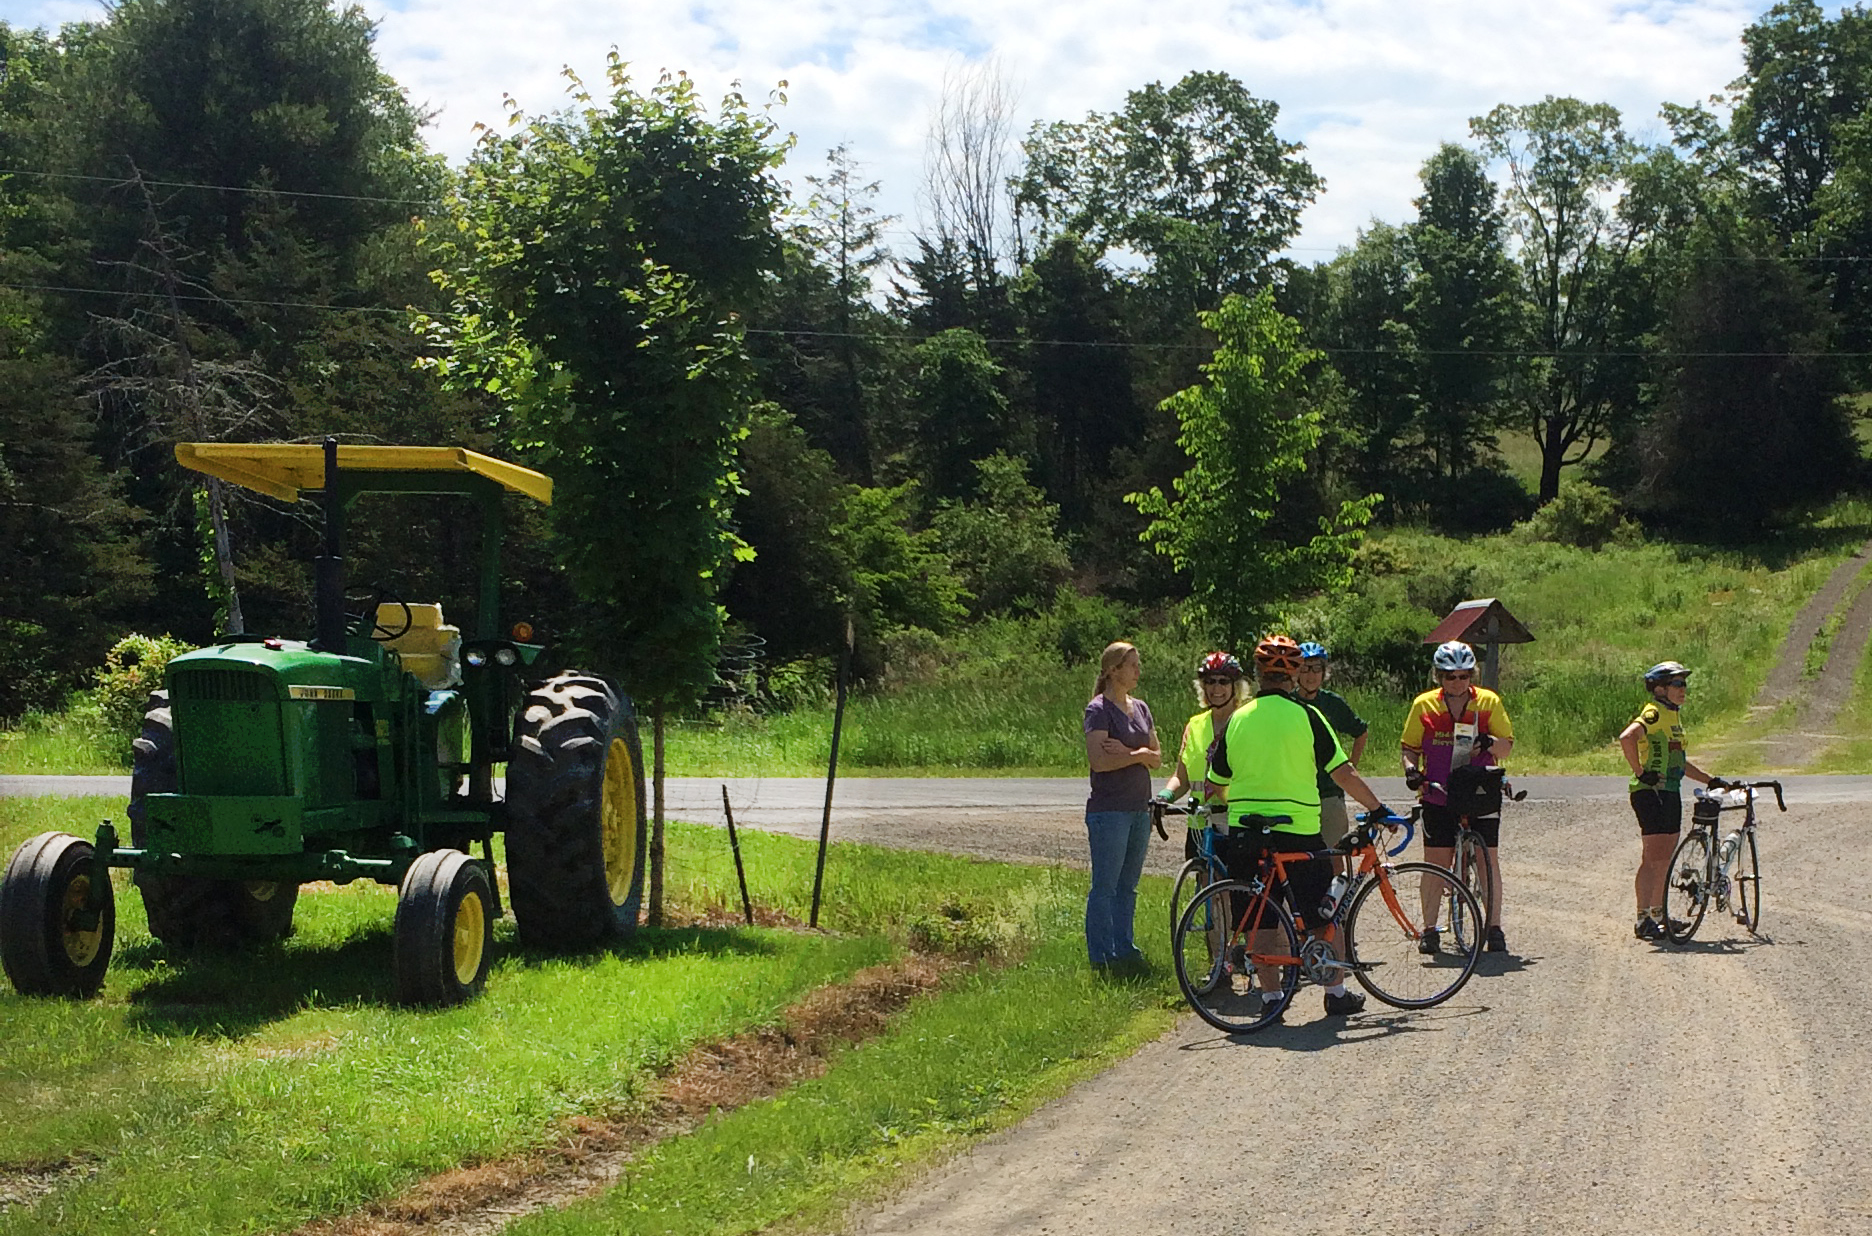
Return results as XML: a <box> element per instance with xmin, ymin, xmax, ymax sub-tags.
<box><xmin>3</xmin><ymin>279</ymin><xmax>1868</xmax><ymax>359</ymax></box>
<box><xmin>0</xmin><ymin>167</ymin><xmax>440</xmax><ymax>208</ymax></box>
<box><xmin>8</xmin><ymin>166</ymin><xmax>1872</xmax><ymax>263</ymax></box>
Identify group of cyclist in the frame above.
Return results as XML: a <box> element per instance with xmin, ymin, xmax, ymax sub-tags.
<box><xmin>1083</xmin><ymin>632</ymin><xmax>1729</xmax><ymax>1013</ymax></box>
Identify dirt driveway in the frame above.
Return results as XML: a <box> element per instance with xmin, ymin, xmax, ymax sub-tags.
<box><xmin>832</xmin><ymin>794</ymin><xmax>1872</xmax><ymax>1236</ymax></box>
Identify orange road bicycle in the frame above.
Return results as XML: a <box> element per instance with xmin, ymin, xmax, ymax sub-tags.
<box><xmin>1662</xmin><ymin>778</ymin><xmax>1784</xmax><ymax>943</ymax></box>
<box><xmin>1170</xmin><ymin>808</ymin><xmax>1484</xmax><ymax>1033</ymax></box>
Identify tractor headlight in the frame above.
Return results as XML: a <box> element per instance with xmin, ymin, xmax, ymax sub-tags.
<box><xmin>464</xmin><ymin>648</ymin><xmax>488</xmax><ymax>668</ymax></box>
<box><xmin>494</xmin><ymin>647</ymin><xmax>518</xmax><ymax>666</ymax></box>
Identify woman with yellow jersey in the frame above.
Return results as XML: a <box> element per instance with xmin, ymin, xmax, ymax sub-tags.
<box><xmin>1618</xmin><ymin>661</ymin><xmax>1721</xmax><ymax>941</ymax></box>
<box><xmin>1157</xmin><ymin>651</ymin><xmax>1247</xmax><ymax>858</ymax></box>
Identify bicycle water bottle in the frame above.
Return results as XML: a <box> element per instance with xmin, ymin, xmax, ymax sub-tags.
<box><xmin>1319</xmin><ymin>874</ymin><xmax>1351</xmax><ymax>922</ymax></box>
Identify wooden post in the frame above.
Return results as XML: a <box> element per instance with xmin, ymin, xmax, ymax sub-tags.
<box><xmin>722</xmin><ymin>784</ymin><xmax>754</xmax><ymax>926</ymax></box>
<box><xmin>810</xmin><ymin>617</ymin><xmax>853</xmax><ymax>929</ymax></box>
<box><xmin>1481</xmin><ymin>643</ymin><xmax>1501</xmax><ymax>691</ymax></box>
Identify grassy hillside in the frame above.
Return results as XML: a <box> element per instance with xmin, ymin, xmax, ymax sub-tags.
<box><xmin>664</xmin><ymin>509</ymin><xmax>1872</xmax><ymax>777</ymax></box>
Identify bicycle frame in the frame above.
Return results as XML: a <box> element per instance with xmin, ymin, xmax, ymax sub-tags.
<box><xmin>1226</xmin><ymin>816</ymin><xmax>1416</xmax><ymax>984</ymax></box>
<box><xmin>1664</xmin><ymin>779</ymin><xmax>1783</xmax><ymax>944</ymax></box>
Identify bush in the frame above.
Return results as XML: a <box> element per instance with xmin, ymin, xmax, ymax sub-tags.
<box><xmin>762</xmin><ymin>655</ymin><xmax>836</xmax><ymax>711</ymax></box>
<box><xmin>1513</xmin><ymin>481</ymin><xmax>1642</xmax><ymax>550</ymax></box>
<box><xmin>931</xmin><ymin>454</ymin><xmax>1073</xmax><ymax>616</ymax></box>
<box><xmin>1307</xmin><ymin>592</ymin><xmax>1440</xmax><ymax>691</ymax></box>
<box><xmin>87</xmin><ymin>633</ymin><xmax>194</xmax><ymax>739</ymax></box>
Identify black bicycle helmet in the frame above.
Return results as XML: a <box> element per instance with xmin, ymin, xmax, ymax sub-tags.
<box><xmin>1643</xmin><ymin>661</ymin><xmax>1691</xmax><ymax>687</ymax></box>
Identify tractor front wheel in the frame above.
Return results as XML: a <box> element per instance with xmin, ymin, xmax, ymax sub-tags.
<box><xmin>128</xmin><ymin>691</ymin><xmax>299</xmax><ymax>950</ymax></box>
<box><xmin>393</xmin><ymin>850</ymin><xmax>494</xmax><ymax>1006</ymax></box>
<box><xmin>0</xmin><ymin>832</ymin><xmax>115</xmax><ymax>997</ymax></box>
<box><xmin>505</xmin><ymin>672</ymin><xmax>647</xmax><ymax>949</ymax></box>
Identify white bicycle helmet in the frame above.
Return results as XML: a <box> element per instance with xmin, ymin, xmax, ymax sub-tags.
<box><xmin>1432</xmin><ymin>641</ymin><xmax>1477</xmax><ymax>673</ymax></box>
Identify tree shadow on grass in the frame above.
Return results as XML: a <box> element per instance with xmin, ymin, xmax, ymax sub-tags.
<box><xmin>116</xmin><ymin>923</ymin><xmax>787</xmax><ymax>1038</ymax></box>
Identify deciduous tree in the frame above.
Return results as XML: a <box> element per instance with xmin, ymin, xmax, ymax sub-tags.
<box><xmin>1129</xmin><ymin>290</ymin><xmax>1374</xmax><ymax>647</ymax></box>
<box><xmin>423</xmin><ymin>62</ymin><xmax>787</xmax><ymax>920</ymax></box>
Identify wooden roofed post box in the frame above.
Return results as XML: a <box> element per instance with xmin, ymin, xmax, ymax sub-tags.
<box><xmin>1424</xmin><ymin>598</ymin><xmax>1533</xmax><ymax>690</ymax></box>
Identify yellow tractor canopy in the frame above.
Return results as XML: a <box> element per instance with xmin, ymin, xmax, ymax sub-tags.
<box><xmin>174</xmin><ymin>443</ymin><xmax>552</xmax><ymax>506</ymax></box>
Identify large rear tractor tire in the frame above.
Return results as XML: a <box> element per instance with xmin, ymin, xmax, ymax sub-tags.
<box><xmin>505</xmin><ymin>672</ymin><xmax>647</xmax><ymax>949</ymax></box>
<box><xmin>393</xmin><ymin>849</ymin><xmax>494</xmax><ymax>1006</ymax></box>
<box><xmin>127</xmin><ymin>691</ymin><xmax>298</xmax><ymax>950</ymax></box>
<box><xmin>1</xmin><ymin>832</ymin><xmax>115</xmax><ymax>997</ymax></box>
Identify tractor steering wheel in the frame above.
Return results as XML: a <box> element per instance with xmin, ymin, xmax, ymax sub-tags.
<box><xmin>343</xmin><ymin>586</ymin><xmax>414</xmax><ymax>642</ymax></box>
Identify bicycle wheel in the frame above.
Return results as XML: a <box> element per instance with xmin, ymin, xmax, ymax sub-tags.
<box><xmin>1170</xmin><ymin>859</ymin><xmax>1226</xmax><ymax>990</ymax></box>
<box><xmin>1663</xmin><ymin>829</ymin><xmax>1711</xmax><ymax>943</ymax></box>
<box><xmin>1170</xmin><ymin>857</ymin><xmax>1210</xmax><ymax>942</ymax></box>
<box><xmin>1732</xmin><ymin>830</ymin><xmax>1762</xmax><ymax>935</ymax></box>
<box><xmin>1173</xmin><ymin>880</ymin><xmax>1299</xmax><ymax>1034</ymax></box>
<box><xmin>1451</xmin><ymin>832</ymin><xmax>1491</xmax><ymax>954</ymax></box>
<box><xmin>1345</xmin><ymin>862</ymin><xmax>1482</xmax><ymax>1009</ymax></box>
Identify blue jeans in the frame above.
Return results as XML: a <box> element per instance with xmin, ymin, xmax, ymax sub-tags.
<box><xmin>1085</xmin><ymin>810</ymin><xmax>1151</xmax><ymax>964</ymax></box>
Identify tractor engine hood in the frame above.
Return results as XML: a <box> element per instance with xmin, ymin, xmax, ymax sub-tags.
<box><xmin>167</xmin><ymin>640</ymin><xmax>382</xmax><ymax>702</ymax></box>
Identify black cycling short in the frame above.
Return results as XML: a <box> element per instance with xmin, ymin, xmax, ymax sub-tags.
<box><xmin>1213</xmin><ymin>826</ymin><xmax>1331</xmax><ymax>931</ymax></box>
<box><xmin>1630</xmin><ymin>789</ymin><xmax>1682</xmax><ymax>836</ymax></box>
<box><xmin>1420</xmin><ymin>803</ymin><xmax>1500</xmax><ymax>849</ymax></box>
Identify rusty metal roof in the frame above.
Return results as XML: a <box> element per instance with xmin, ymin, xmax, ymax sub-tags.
<box><xmin>1424</xmin><ymin>598</ymin><xmax>1534</xmax><ymax>645</ymax></box>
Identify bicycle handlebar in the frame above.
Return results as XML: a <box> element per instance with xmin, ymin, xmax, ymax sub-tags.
<box><xmin>1354</xmin><ymin>808</ymin><xmax>1416</xmax><ymax>857</ymax></box>
<box><xmin>1150</xmin><ymin>797</ymin><xmax>1224</xmax><ymax>840</ymax></box>
<box><xmin>1704</xmin><ymin>778</ymin><xmax>1787</xmax><ymax>812</ymax></box>
<box><xmin>1420</xmin><ymin>779</ymin><xmax>1528</xmax><ymax>803</ymax></box>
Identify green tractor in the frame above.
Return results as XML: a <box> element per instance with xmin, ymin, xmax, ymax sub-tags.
<box><xmin>0</xmin><ymin>441</ymin><xmax>648</xmax><ymax>1005</ymax></box>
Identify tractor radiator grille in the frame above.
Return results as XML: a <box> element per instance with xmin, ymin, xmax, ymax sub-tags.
<box><xmin>171</xmin><ymin>669</ymin><xmax>270</xmax><ymax>702</ymax></box>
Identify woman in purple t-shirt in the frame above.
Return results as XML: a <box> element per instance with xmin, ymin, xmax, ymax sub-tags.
<box><xmin>1082</xmin><ymin>641</ymin><xmax>1161</xmax><ymax>968</ymax></box>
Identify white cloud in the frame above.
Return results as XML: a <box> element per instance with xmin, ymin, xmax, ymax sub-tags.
<box><xmin>1</xmin><ymin>0</ymin><xmax>1788</xmax><ymax>259</ymax></box>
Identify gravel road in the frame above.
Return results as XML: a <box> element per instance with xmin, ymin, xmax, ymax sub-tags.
<box><xmin>13</xmin><ymin>774</ymin><xmax>1872</xmax><ymax>1233</ymax></box>
<box><xmin>837</xmin><ymin>793</ymin><xmax>1872</xmax><ymax>1236</ymax></box>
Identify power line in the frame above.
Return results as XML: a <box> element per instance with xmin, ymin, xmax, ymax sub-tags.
<box><xmin>0</xmin><ymin>167</ymin><xmax>439</xmax><ymax>208</ymax></box>
<box><xmin>10</xmin><ymin>167</ymin><xmax>1872</xmax><ymax>265</ymax></box>
<box><xmin>0</xmin><ymin>278</ymin><xmax>411</xmax><ymax>315</ymax></box>
<box><xmin>5</xmin><ymin>280</ymin><xmax>1869</xmax><ymax>360</ymax></box>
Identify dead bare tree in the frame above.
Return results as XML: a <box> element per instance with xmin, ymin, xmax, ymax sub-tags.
<box><xmin>88</xmin><ymin>164</ymin><xmax>283</xmax><ymax>634</ymax></box>
<box><xmin>922</xmin><ymin>57</ymin><xmax>1022</xmax><ymax>286</ymax></box>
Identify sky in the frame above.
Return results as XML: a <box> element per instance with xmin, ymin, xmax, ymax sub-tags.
<box><xmin>0</xmin><ymin>0</ymin><xmax>1803</xmax><ymax>264</ymax></box>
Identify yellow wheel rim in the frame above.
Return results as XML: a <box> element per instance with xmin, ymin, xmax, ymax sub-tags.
<box><xmin>60</xmin><ymin>875</ymin><xmax>103</xmax><ymax>967</ymax></box>
<box><xmin>600</xmin><ymin>736</ymin><xmax>640</xmax><ymax>906</ymax></box>
<box><xmin>452</xmin><ymin>890</ymin><xmax>486</xmax><ymax>986</ymax></box>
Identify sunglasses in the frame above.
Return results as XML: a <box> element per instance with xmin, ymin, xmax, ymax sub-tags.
<box><xmin>1440</xmin><ymin>672</ymin><xmax>1473</xmax><ymax>681</ymax></box>
<box><xmin>1201</xmin><ymin>676</ymin><xmax>1235</xmax><ymax>686</ymax></box>
<box><xmin>1662</xmin><ymin>678</ymin><xmax>1689</xmax><ymax>688</ymax></box>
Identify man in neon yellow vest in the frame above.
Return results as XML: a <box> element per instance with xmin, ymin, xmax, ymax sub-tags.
<box><xmin>1207</xmin><ymin>635</ymin><xmax>1391</xmax><ymax>1022</ymax></box>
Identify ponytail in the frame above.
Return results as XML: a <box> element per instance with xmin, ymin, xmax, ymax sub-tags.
<box><xmin>1095</xmin><ymin>641</ymin><xmax>1138</xmax><ymax>699</ymax></box>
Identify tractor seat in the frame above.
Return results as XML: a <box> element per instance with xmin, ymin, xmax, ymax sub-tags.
<box><xmin>378</xmin><ymin>603</ymin><xmax>462</xmax><ymax>689</ymax></box>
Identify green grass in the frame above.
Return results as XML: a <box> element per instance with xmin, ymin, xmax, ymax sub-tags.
<box><xmin>0</xmin><ymin>796</ymin><xmax>1174</xmax><ymax>1236</ymax></box>
<box><xmin>13</xmin><ymin>504</ymin><xmax>1872</xmax><ymax>780</ymax></box>
<box><xmin>666</xmin><ymin>513</ymin><xmax>1872</xmax><ymax>777</ymax></box>
<box><xmin>0</xmin><ymin>711</ymin><xmax>126</xmax><ymax>775</ymax></box>
<box><xmin>504</xmin><ymin>901</ymin><xmax>1170</xmax><ymax>1236</ymax></box>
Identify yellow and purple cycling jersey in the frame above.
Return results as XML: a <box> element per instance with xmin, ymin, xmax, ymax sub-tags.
<box><xmin>1400</xmin><ymin>686</ymin><xmax>1514</xmax><ymax>808</ymax></box>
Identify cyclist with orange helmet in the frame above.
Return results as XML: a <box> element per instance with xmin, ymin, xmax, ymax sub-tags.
<box><xmin>1401</xmin><ymin>640</ymin><xmax>1515</xmax><ymax>953</ymax></box>
<box><xmin>1207</xmin><ymin>634</ymin><xmax>1391</xmax><ymax>1021</ymax></box>
<box><xmin>1158</xmin><ymin>651</ymin><xmax>1247</xmax><ymax>860</ymax></box>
